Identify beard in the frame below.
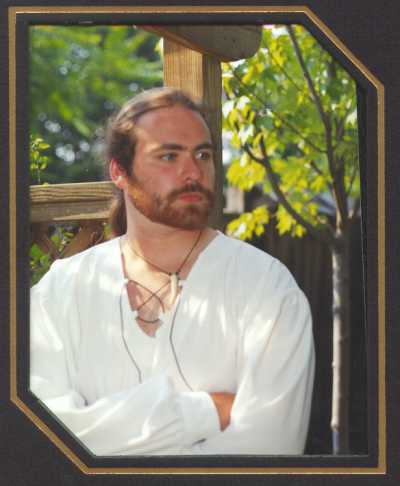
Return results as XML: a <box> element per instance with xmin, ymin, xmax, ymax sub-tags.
<box><xmin>125</xmin><ymin>176</ymin><xmax>215</xmax><ymax>230</ymax></box>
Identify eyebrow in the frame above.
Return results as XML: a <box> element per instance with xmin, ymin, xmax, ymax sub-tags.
<box><xmin>152</xmin><ymin>142</ymin><xmax>214</xmax><ymax>152</ymax></box>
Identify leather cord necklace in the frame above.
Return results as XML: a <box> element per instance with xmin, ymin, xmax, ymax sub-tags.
<box><xmin>119</xmin><ymin>230</ymin><xmax>210</xmax><ymax>389</ymax></box>
<box><xmin>118</xmin><ymin>282</ymin><xmax>193</xmax><ymax>389</ymax></box>
<box><xmin>121</xmin><ymin>253</ymin><xmax>169</xmax><ymax>324</ymax></box>
<box><xmin>123</xmin><ymin>229</ymin><xmax>203</xmax><ymax>324</ymax></box>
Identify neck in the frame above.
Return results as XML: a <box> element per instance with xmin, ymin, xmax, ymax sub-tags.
<box><xmin>123</xmin><ymin>207</ymin><xmax>216</xmax><ymax>274</ymax></box>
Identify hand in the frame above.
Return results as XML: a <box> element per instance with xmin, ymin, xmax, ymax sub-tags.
<box><xmin>209</xmin><ymin>392</ymin><xmax>235</xmax><ymax>431</ymax></box>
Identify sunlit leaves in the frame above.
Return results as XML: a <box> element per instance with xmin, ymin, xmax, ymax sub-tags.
<box><xmin>30</xmin><ymin>244</ymin><xmax>51</xmax><ymax>285</ymax></box>
<box><xmin>30</xmin><ymin>136</ymin><xmax>50</xmax><ymax>184</ymax></box>
<box><xmin>227</xmin><ymin>154</ymin><xmax>266</xmax><ymax>191</ymax></box>
<box><xmin>276</xmin><ymin>205</ymin><xmax>305</xmax><ymax>237</ymax></box>
<box><xmin>227</xmin><ymin>206</ymin><xmax>270</xmax><ymax>240</ymax></box>
<box><xmin>223</xmin><ymin>24</ymin><xmax>359</xmax><ymax>241</ymax></box>
<box><xmin>276</xmin><ymin>199</ymin><xmax>321</xmax><ymax>238</ymax></box>
<box><xmin>310</xmin><ymin>174</ymin><xmax>328</xmax><ymax>192</ymax></box>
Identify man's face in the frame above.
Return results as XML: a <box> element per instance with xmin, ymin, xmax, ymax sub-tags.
<box><xmin>124</xmin><ymin>104</ymin><xmax>216</xmax><ymax>230</ymax></box>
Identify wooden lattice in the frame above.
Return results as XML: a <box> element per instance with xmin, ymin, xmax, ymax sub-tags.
<box><xmin>30</xmin><ymin>181</ymin><xmax>113</xmax><ymax>258</ymax></box>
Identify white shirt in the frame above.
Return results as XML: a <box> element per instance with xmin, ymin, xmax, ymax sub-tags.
<box><xmin>30</xmin><ymin>232</ymin><xmax>315</xmax><ymax>456</ymax></box>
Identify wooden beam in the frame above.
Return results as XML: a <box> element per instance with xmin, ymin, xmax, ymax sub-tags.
<box><xmin>143</xmin><ymin>25</ymin><xmax>263</xmax><ymax>61</ymax></box>
<box><xmin>30</xmin><ymin>181</ymin><xmax>114</xmax><ymax>204</ymax></box>
<box><xmin>30</xmin><ymin>181</ymin><xmax>114</xmax><ymax>223</ymax></box>
<box><xmin>30</xmin><ymin>201</ymin><xmax>110</xmax><ymax>224</ymax></box>
<box><xmin>163</xmin><ymin>39</ymin><xmax>223</xmax><ymax>228</ymax></box>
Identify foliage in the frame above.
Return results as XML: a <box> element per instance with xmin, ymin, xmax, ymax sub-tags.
<box><xmin>29</xmin><ymin>136</ymin><xmax>50</xmax><ymax>184</ymax></box>
<box><xmin>30</xmin><ymin>25</ymin><xmax>163</xmax><ymax>184</ymax></box>
<box><xmin>222</xmin><ymin>25</ymin><xmax>359</xmax><ymax>242</ymax></box>
<box><xmin>30</xmin><ymin>227</ymin><xmax>77</xmax><ymax>285</ymax></box>
<box><xmin>227</xmin><ymin>205</ymin><xmax>270</xmax><ymax>240</ymax></box>
<box><xmin>29</xmin><ymin>137</ymin><xmax>73</xmax><ymax>284</ymax></box>
<box><xmin>30</xmin><ymin>244</ymin><xmax>51</xmax><ymax>285</ymax></box>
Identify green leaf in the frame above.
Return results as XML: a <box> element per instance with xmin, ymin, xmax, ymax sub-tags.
<box><xmin>222</xmin><ymin>23</ymin><xmax>359</xmax><ymax>241</ymax></box>
<box><xmin>226</xmin><ymin>157</ymin><xmax>266</xmax><ymax>191</ymax></box>
<box><xmin>226</xmin><ymin>205</ymin><xmax>270</xmax><ymax>240</ymax></box>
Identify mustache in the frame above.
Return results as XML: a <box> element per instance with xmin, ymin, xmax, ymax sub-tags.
<box><xmin>168</xmin><ymin>182</ymin><xmax>215</xmax><ymax>202</ymax></box>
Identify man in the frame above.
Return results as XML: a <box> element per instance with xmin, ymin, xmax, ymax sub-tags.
<box><xmin>30</xmin><ymin>87</ymin><xmax>315</xmax><ymax>456</ymax></box>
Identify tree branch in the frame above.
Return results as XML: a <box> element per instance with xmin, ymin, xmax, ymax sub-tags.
<box><xmin>271</xmin><ymin>109</ymin><xmax>326</xmax><ymax>154</ymax></box>
<box><xmin>231</xmin><ymin>70</ymin><xmax>326</xmax><ymax>154</ymax></box>
<box><xmin>267</xmin><ymin>50</ymin><xmax>314</xmax><ymax>105</ymax></box>
<box><xmin>295</xmin><ymin>146</ymin><xmax>335</xmax><ymax>196</ymax></box>
<box><xmin>287</xmin><ymin>26</ymin><xmax>329</xmax><ymax>130</ymax></box>
<box><xmin>308</xmin><ymin>159</ymin><xmax>324</xmax><ymax>178</ymax></box>
<box><xmin>308</xmin><ymin>160</ymin><xmax>335</xmax><ymax>195</ymax></box>
<box><xmin>244</xmin><ymin>141</ymin><xmax>335</xmax><ymax>247</ymax></box>
<box><xmin>335</xmin><ymin>104</ymin><xmax>355</xmax><ymax>143</ymax></box>
<box><xmin>346</xmin><ymin>160</ymin><xmax>359</xmax><ymax>197</ymax></box>
<box><xmin>287</xmin><ymin>25</ymin><xmax>349</xmax><ymax>227</ymax></box>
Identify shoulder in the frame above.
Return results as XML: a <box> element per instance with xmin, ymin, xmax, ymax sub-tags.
<box><xmin>213</xmin><ymin>234</ymin><xmax>312</xmax><ymax>332</ymax></box>
<box><xmin>214</xmin><ymin>232</ymin><xmax>298</xmax><ymax>293</ymax></box>
<box><xmin>32</xmin><ymin>237</ymin><xmax>120</xmax><ymax>293</ymax></box>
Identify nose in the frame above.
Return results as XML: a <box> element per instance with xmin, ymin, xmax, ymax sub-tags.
<box><xmin>179</xmin><ymin>151</ymin><xmax>202</xmax><ymax>181</ymax></box>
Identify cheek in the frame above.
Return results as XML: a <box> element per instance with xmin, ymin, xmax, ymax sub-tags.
<box><xmin>129</xmin><ymin>167</ymin><xmax>157</xmax><ymax>188</ymax></box>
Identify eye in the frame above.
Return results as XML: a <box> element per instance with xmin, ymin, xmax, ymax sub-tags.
<box><xmin>160</xmin><ymin>152</ymin><xmax>177</xmax><ymax>162</ymax></box>
<box><xmin>195</xmin><ymin>150</ymin><xmax>213</xmax><ymax>161</ymax></box>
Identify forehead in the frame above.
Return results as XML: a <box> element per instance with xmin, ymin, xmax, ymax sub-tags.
<box><xmin>134</xmin><ymin>105</ymin><xmax>212</xmax><ymax>147</ymax></box>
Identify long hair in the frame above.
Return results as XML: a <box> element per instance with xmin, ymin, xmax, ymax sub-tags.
<box><xmin>104</xmin><ymin>87</ymin><xmax>207</xmax><ymax>237</ymax></box>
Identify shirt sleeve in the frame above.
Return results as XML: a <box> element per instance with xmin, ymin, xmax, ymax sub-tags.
<box><xmin>30</xmin><ymin>262</ymin><xmax>220</xmax><ymax>456</ymax></box>
<box><xmin>185</xmin><ymin>269</ymin><xmax>315</xmax><ymax>455</ymax></box>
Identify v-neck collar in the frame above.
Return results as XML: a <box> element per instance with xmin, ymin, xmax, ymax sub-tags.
<box><xmin>113</xmin><ymin>231</ymin><xmax>224</xmax><ymax>339</ymax></box>
<box><xmin>115</xmin><ymin>230</ymin><xmax>224</xmax><ymax>289</ymax></box>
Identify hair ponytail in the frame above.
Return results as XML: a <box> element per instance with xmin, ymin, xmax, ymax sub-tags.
<box><xmin>108</xmin><ymin>190</ymin><xmax>127</xmax><ymax>237</ymax></box>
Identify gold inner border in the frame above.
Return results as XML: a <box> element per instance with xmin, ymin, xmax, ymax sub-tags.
<box><xmin>8</xmin><ymin>5</ymin><xmax>386</xmax><ymax>476</ymax></box>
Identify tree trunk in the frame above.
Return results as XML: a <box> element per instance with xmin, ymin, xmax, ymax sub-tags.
<box><xmin>331</xmin><ymin>231</ymin><xmax>351</xmax><ymax>454</ymax></box>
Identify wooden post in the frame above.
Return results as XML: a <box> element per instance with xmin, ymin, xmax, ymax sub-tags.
<box><xmin>163</xmin><ymin>39</ymin><xmax>223</xmax><ymax>228</ymax></box>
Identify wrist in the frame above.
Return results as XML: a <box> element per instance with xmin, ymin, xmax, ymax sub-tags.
<box><xmin>176</xmin><ymin>391</ymin><xmax>220</xmax><ymax>445</ymax></box>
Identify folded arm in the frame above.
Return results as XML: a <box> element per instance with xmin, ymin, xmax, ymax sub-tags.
<box><xmin>186</xmin><ymin>287</ymin><xmax>315</xmax><ymax>455</ymax></box>
<box><xmin>30</xmin><ymin>271</ymin><xmax>220</xmax><ymax>456</ymax></box>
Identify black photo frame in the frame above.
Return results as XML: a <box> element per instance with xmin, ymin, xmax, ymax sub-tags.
<box><xmin>2</xmin><ymin>1</ymin><xmax>398</xmax><ymax>485</ymax></box>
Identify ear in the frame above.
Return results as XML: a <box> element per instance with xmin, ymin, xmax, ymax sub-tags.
<box><xmin>109</xmin><ymin>158</ymin><xmax>128</xmax><ymax>190</ymax></box>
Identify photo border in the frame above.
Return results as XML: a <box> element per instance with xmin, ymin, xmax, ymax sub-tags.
<box><xmin>6</xmin><ymin>2</ymin><xmax>387</xmax><ymax>480</ymax></box>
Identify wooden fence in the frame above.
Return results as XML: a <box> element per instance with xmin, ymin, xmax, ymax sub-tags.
<box><xmin>30</xmin><ymin>181</ymin><xmax>112</xmax><ymax>258</ymax></box>
<box><xmin>250</xmin><ymin>222</ymin><xmax>367</xmax><ymax>454</ymax></box>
